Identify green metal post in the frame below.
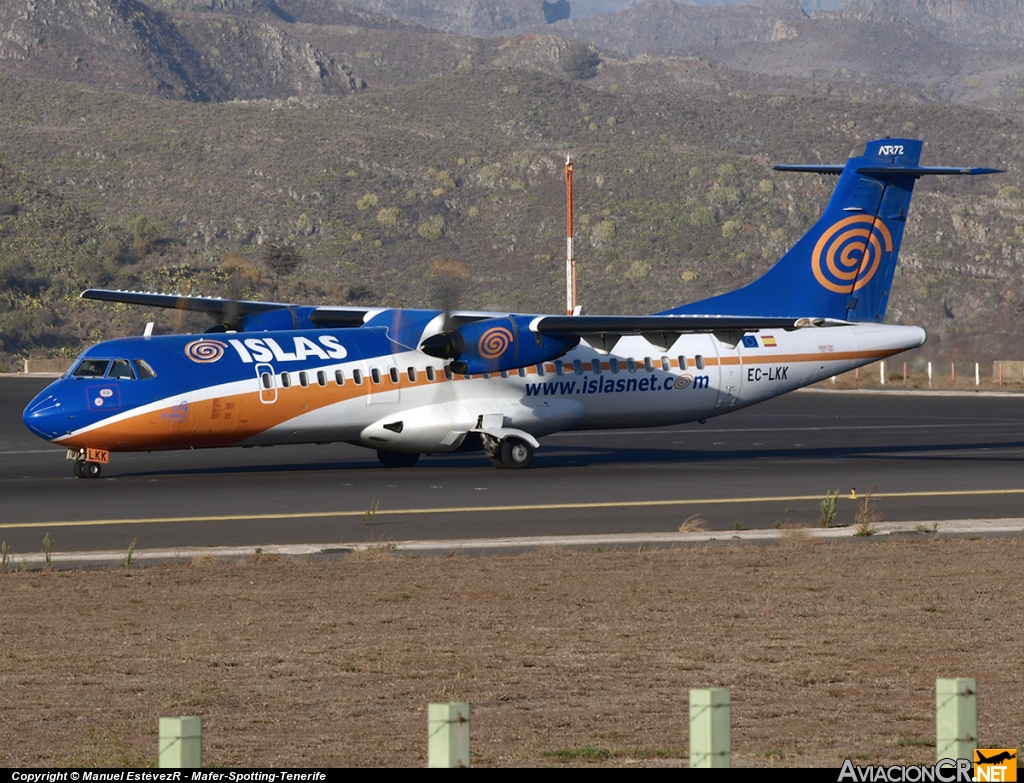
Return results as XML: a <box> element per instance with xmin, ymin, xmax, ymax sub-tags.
<box><xmin>159</xmin><ymin>716</ymin><xmax>202</xmax><ymax>768</ymax></box>
<box><xmin>428</xmin><ymin>702</ymin><xmax>470</xmax><ymax>768</ymax></box>
<box><xmin>936</xmin><ymin>678</ymin><xmax>977</xmax><ymax>763</ymax></box>
<box><xmin>690</xmin><ymin>688</ymin><xmax>730</xmax><ymax>768</ymax></box>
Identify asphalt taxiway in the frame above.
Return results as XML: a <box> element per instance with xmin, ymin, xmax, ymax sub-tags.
<box><xmin>3</xmin><ymin>375</ymin><xmax>1024</xmax><ymax>556</ymax></box>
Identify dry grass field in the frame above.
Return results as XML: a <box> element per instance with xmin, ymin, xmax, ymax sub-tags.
<box><xmin>1</xmin><ymin>537</ymin><xmax>1022</xmax><ymax>767</ymax></box>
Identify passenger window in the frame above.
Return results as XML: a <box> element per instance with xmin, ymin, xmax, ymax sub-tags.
<box><xmin>260</xmin><ymin>372</ymin><xmax>273</xmax><ymax>389</ymax></box>
<box><xmin>108</xmin><ymin>359</ymin><xmax>136</xmax><ymax>380</ymax></box>
<box><xmin>444</xmin><ymin>366</ymin><xmax>454</xmax><ymax>381</ymax></box>
<box><xmin>299</xmin><ymin>371</ymin><xmax>309</xmax><ymax>388</ymax></box>
<box><xmin>134</xmin><ymin>359</ymin><xmax>157</xmax><ymax>379</ymax></box>
<box><xmin>555</xmin><ymin>361</ymin><xmax>564</xmax><ymax>376</ymax></box>
<box><xmin>678</xmin><ymin>355</ymin><xmax>688</xmax><ymax>370</ymax></box>
<box><xmin>661</xmin><ymin>356</ymin><xmax>671</xmax><ymax>372</ymax></box>
<box><xmin>335</xmin><ymin>370</ymin><xmax>346</xmax><ymax>386</ymax></box>
<box><xmin>695</xmin><ymin>355</ymin><xmax>705</xmax><ymax>370</ymax></box>
<box><xmin>573</xmin><ymin>360</ymin><xmax>583</xmax><ymax>375</ymax></box>
<box><xmin>389</xmin><ymin>367</ymin><xmax>399</xmax><ymax>384</ymax></box>
<box><xmin>72</xmin><ymin>360</ymin><xmax>110</xmax><ymax>378</ymax></box>
<box><xmin>281</xmin><ymin>372</ymin><xmax>292</xmax><ymax>388</ymax></box>
<box><xmin>352</xmin><ymin>369</ymin><xmax>363</xmax><ymax>385</ymax></box>
<box><xmin>371</xmin><ymin>368</ymin><xmax>382</xmax><ymax>385</ymax></box>
<box><xmin>536</xmin><ymin>364</ymin><xmax>545</xmax><ymax>377</ymax></box>
<box><xmin>426</xmin><ymin>366</ymin><xmax>436</xmax><ymax>382</ymax></box>
<box><xmin>610</xmin><ymin>358</ymin><xmax>620</xmax><ymax>374</ymax></box>
<box><xmin>317</xmin><ymin>371</ymin><xmax>327</xmax><ymax>387</ymax></box>
<box><xmin>627</xmin><ymin>358</ymin><xmax>637</xmax><ymax>373</ymax></box>
<box><xmin>408</xmin><ymin>367</ymin><xmax>418</xmax><ymax>383</ymax></box>
<box><xmin>517</xmin><ymin>367</ymin><xmax>527</xmax><ymax>378</ymax></box>
<box><xmin>591</xmin><ymin>359</ymin><xmax>601</xmax><ymax>374</ymax></box>
<box><xmin>644</xmin><ymin>357</ymin><xmax>654</xmax><ymax>372</ymax></box>
<box><xmin>500</xmin><ymin>370</ymin><xmax>509</xmax><ymax>379</ymax></box>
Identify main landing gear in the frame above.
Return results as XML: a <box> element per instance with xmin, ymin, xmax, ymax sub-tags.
<box><xmin>488</xmin><ymin>437</ymin><xmax>534</xmax><ymax>470</ymax></box>
<box><xmin>377</xmin><ymin>450</ymin><xmax>420</xmax><ymax>468</ymax></box>
<box><xmin>73</xmin><ymin>460</ymin><xmax>102</xmax><ymax>479</ymax></box>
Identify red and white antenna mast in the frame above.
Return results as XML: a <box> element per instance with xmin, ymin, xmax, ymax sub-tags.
<box><xmin>565</xmin><ymin>155</ymin><xmax>577</xmax><ymax>315</ymax></box>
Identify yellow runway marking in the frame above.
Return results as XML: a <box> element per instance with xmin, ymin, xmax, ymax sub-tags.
<box><xmin>4</xmin><ymin>487</ymin><xmax>1024</xmax><ymax>529</ymax></box>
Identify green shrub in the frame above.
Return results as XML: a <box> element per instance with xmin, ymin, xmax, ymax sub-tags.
<box><xmin>592</xmin><ymin>219</ymin><xmax>616</xmax><ymax>245</ymax></box>
<box><xmin>356</xmin><ymin>194</ymin><xmax>379</xmax><ymax>211</ymax></box>
<box><xmin>688</xmin><ymin>206</ymin><xmax>716</xmax><ymax>228</ymax></box>
<box><xmin>376</xmin><ymin>207</ymin><xmax>400</xmax><ymax>229</ymax></box>
<box><xmin>417</xmin><ymin>215</ymin><xmax>445</xmax><ymax>241</ymax></box>
<box><xmin>127</xmin><ymin>215</ymin><xmax>160</xmax><ymax>255</ymax></box>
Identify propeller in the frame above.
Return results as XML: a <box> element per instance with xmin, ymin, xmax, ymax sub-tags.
<box><xmin>429</xmin><ymin>258</ymin><xmax>468</xmax><ymax>333</ymax></box>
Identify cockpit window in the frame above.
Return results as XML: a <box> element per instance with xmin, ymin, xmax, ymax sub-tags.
<box><xmin>72</xmin><ymin>360</ymin><xmax>110</xmax><ymax>378</ymax></box>
<box><xmin>134</xmin><ymin>359</ymin><xmax>157</xmax><ymax>380</ymax></box>
<box><xmin>108</xmin><ymin>360</ymin><xmax>136</xmax><ymax>380</ymax></box>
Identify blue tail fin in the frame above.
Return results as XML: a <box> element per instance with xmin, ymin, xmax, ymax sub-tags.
<box><xmin>664</xmin><ymin>138</ymin><xmax>1000</xmax><ymax>322</ymax></box>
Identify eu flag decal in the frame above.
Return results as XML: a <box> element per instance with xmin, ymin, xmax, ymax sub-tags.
<box><xmin>742</xmin><ymin>335</ymin><xmax>759</xmax><ymax>348</ymax></box>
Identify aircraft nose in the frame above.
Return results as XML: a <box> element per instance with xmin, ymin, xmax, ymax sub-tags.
<box><xmin>23</xmin><ymin>391</ymin><xmax>70</xmax><ymax>441</ymax></box>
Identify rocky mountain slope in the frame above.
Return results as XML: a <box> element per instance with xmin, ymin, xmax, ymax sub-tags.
<box><xmin>833</xmin><ymin>0</ymin><xmax>1024</xmax><ymax>49</ymax></box>
<box><xmin>323</xmin><ymin>0</ymin><xmax>564</xmax><ymax>36</ymax></box>
<box><xmin>0</xmin><ymin>0</ymin><xmax>363</xmax><ymax>101</ymax></box>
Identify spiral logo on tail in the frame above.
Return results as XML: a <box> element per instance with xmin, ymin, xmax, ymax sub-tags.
<box><xmin>811</xmin><ymin>215</ymin><xmax>893</xmax><ymax>294</ymax></box>
<box><xmin>184</xmin><ymin>339</ymin><xmax>227</xmax><ymax>363</ymax></box>
<box><xmin>478</xmin><ymin>327</ymin><xmax>513</xmax><ymax>360</ymax></box>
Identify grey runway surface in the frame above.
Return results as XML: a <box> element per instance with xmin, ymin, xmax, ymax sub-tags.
<box><xmin>3</xmin><ymin>375</ymin><xmax>1024</xmax><ymax>554</ymax></box>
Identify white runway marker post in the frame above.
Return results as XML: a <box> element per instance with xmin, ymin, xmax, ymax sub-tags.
<box><xmin>428</xmin><ymin>702</ymin><xmax>470</xmax><ymax>768</ymax></box>
<box><xmin>159</xmin><ymin>716</ymin><xmax>202</xmax><ymax>768</ymax></box>
<box><xmin>690</xmin><ymin>688</ymin><xmax>730</xmax><ymax>768</ymax></box>
<box><xmin>936</xmin><ymin>678</ymin><xmax>976</xmax><ymax>763</ymax></box>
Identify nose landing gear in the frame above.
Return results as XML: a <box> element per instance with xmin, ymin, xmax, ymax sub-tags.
<box><xmin>67</xmin><ymin>447</ymin><xmax>107</xmax><ymax>479</ymax></box>
<box><xmin>72</xmin><ymin>460</ymin><xmax>102</xmax><ymax>479</ymax></box>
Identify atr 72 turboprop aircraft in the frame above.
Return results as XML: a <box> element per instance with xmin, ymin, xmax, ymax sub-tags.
<box><xmin>24</xmin><ymin>138</ymin><xmax>1001</xmax><ymax>477</ymax></box>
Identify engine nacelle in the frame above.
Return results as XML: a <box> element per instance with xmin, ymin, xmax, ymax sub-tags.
<box><xmin>420</xmin><ymin>315</ymin><xmax>578</xmax><ymax>374</ymax></box>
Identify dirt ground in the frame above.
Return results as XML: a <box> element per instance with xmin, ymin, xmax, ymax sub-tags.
<box><xmin>1</xmin><ymin>537</ymin><xmax>1022</xmax><ymax>768</ymax></box>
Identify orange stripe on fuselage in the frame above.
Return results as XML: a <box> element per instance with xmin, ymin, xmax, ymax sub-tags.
<box><xmin>60</xmin><ymin>372</ymin><xmax>443</xmax><ymax>451</ymax></box>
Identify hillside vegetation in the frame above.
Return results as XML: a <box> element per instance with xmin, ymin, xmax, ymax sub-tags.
<box><xmin>1</xmin><ymin>0</ymin><xmax>1024</xmax><ymax>369</ymax></box>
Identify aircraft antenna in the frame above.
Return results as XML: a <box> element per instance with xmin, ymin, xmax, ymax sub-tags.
<box><xmin>566</xmin><ymin>155</ymin><xmax>578</xmax><ymax>315</ymax></box>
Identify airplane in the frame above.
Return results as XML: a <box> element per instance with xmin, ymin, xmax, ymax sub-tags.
<box><xmin>23</xmin><ymin>138</ymin><xmax>1002</xmax><ymax>478</ymax></box>
<box><xmin>975</xmin><ymin>750</ymin><xmax>1016</xmax><ymax>765</ymax></box>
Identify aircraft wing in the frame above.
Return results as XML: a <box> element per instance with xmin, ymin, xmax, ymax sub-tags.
<box><xmin>531</xmin><ymin>314</ymin><xmax>843</xmax><ymax>353</ymax></box>
<box><xmin>82</xmin><ymin>289</ymin><xmax>372</xmax><ymax>329</ymax></box>
<box><xmin>533</xmin><ymin>315</ymin><xmax>822</xmax><ymax>334</ymax></box>
<box><xmin>82</xmin><ymin>289</ymin><xmax>293</xmax><ymax>316</ymax></box>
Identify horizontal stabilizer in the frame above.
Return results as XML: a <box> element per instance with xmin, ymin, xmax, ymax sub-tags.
<box><xmin>774</xmin><ymin>164</ymin><xmax>1005</xmax><ymax>177</ymax></box>
<box><xmin>772</xmin><ymin>164</ymin><xmax>845</xmax><ymax>174</ymax></box>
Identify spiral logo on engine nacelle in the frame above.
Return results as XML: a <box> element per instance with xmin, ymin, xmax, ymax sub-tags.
<box><xmin>811</xmin><ymin>215</ymin><xmax>893</xmax><ymax>294</ymax></box>
<box><xmin>184</xmin><ymin>339</ymin><xmax>227</xmax><ymax>363</ymax></box>
<box><xmin>477</xmin><ymin>327</ymin><xmax>514</xmax><ymax>360</ymax></box>
<box><xmin>674</xmin><ymin>375</ymin><xmax>693</xmax><ymax>390</ymax></box>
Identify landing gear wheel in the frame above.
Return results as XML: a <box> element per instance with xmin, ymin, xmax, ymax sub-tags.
<box><xmin>74</xmin><ymin>460</ymin><xmax>101</xmax><ymax>479</ymax></box>
<box><xmin>376</xmin><ymin>450</ymin><xmax>420</xmax><ymax>468</ymax></box>
<box><xmin>499</xmin><ymin>438</ymin><xmax>534</xmax><ymax>469</ymax></box>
